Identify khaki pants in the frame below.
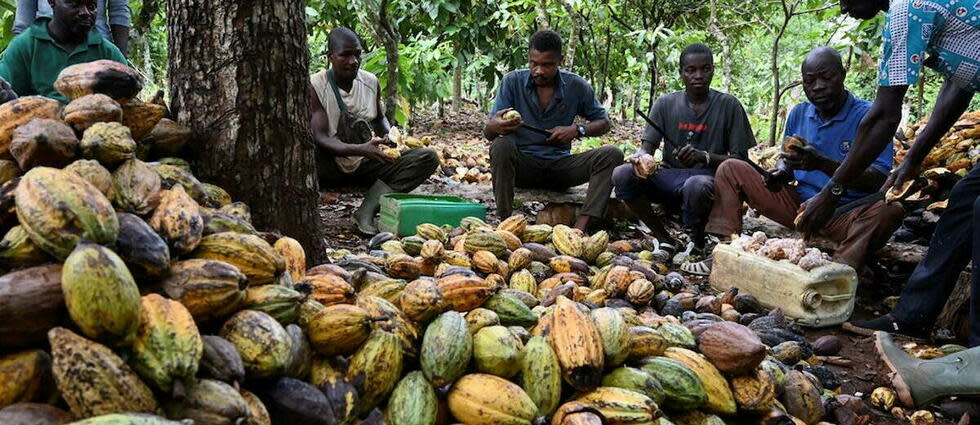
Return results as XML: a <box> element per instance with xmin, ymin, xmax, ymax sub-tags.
<box><xmin>490</xmin><ymin>137</ymin><xmax>623</xmax><ymax>219</ymax></box>
<box><xmin>705</xmin><ymin>159</ymin><xmax>904</xmax><ymax>269</ymax></box>
<box><xmin>318</xmin><ymin>147</ymin><xmax>440</xmax><ymax>192</ymax></box>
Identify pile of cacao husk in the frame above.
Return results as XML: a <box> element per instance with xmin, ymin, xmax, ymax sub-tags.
<box><xmin>0</xmin><ymin>60</ymin><xmax>940</xmax><ymax>425</ymax></box>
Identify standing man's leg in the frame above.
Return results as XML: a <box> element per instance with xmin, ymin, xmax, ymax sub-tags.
<box><xmin>852</xmin><ymin>166</ymin><xmax>980</xmax><ymax>338</ymax></box>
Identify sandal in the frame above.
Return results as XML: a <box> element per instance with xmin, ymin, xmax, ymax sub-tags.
<box><xmin>680</xmin><ymin>257</ymin><xmax>712</xmax><ymax>276</ymax></box>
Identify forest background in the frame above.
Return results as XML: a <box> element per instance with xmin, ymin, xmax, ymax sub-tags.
<box><xmin>3</xmin><ymin>0</ymin><xmax>978</xmax><ymax>147</ymax></box>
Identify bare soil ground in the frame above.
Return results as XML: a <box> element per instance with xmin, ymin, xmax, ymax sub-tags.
<box><xmin>319</xmin><ymin>109</ymin><xmax>971</xmax><ymax>424</ymax></box>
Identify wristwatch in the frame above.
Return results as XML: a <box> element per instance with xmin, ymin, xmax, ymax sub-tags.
<box><xmin>577</xmin><ymin>125</ymin><xmax>586</xmax><ymax>138</ymax></box>
<box><xmin>828</xmin><ymin>181</ymin><xmax>845</xmax><ymax>199</ymax></box>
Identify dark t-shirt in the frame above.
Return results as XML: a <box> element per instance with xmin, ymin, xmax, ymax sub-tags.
<box><xmin>641</xmin><ymin>89</ymin><xmax>756</xmax><ymax>169</ymax></box>
<box><xmin>490</xmin><ymin>69</ymin><xmax>607</xmax><ymax>160</ymax></box>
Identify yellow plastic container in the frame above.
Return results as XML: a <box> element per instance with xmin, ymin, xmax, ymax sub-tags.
<box><xmin>708</xmin><ymin>243</ymin><xmax>857</xmax><ymax>327</ymax></box>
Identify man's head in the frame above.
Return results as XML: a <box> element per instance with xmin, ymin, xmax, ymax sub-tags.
<box><xmin>48</xmin><ymin>0</ymin><xmax>96</xmax><ymax>37</ymax></box>
<box><xmin>528</xmin><ymin>30</ymin><xmax>564</xmax><ymax>88</ymax></box>
<box><xmin>327</xmin><ymin>27</ymin><xmax>362</xmax><ymax>82</ymax></box>
<box><xmin>839</xmin><ymin>0</ymin><xmax>888</xmax><ymax>19</ymax></box>
<box><xmin>679</xmin><ymin>43</ymin><xmax>714</xmax><ymax>96</ymax></box>
<box><xmin>801</xmin><ymin>46</ymin><xmax>847</xmax><ymax>114</ymax></box>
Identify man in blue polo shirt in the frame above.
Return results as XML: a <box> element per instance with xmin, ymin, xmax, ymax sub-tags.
<box><xmin>483</xmin><ymin>30</ymin><xmax>620</xmax><ymax>232</ymax></box>
<box><xmin>705</xmin><ymin>47</ymin><xmax>903</xmax><ymax>270</ymax></box>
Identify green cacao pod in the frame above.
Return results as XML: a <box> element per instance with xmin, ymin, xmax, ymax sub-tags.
<box><xmin>202</xmin><ymin>212</ymin><xmax>257</xmax><ymax>236</ymax></box>
<box><xmin>192</xmin><ymin>232</ymin><xmax>285</xmax><ymax>286</ymax></box>
<box><xmin>0</xmin><ymin>225</ymin><xmax>50</xmax><ymax>270</ymax></box>
<box><xmin>420</xmin><ymin>311</ymin><xmax>471</xmax><ymax>387</ymax></box>
<box><xmin>305</xmin><ymin>303</ymin><xmax>373</xmax><ymax>356</ymax></box>
<box><xmin>590</xmin><ymin>307</ymin><xmax>631</xmax><ymax>367</ymax></box>
<box><xmin>483</xmin><ymin>291</ymin><xmax>538</xmax><ymax>327</ymax></box>
<box><xmin>242</xmin><ymin>284</ymin><xmax>304</xmax><ymax>325</ymax></box>
<box><xmin>636</xmin><ymin>357</ymin><xmax>707</xmax><ymax>410</ymax></box>
<box><xmin>15</xmin><ymin>167</ymin><xmax>118</xmax><ymax>260</ymax></box>
<box><xmin>601</xmin><ymin>366</ymin><xmax>666</xmax><ymax>406</ymax></box>
<box><xmin>463</xmin><ymin>232</ymin><xmax>508</xmax><ymax>257</ymax></box>
<box><xmin>521</xmin><ymin>335</ymin><xmax>562</xmax><ymax>417</ymax></box>
<box><xmin>582</xmin><ymin>231</ymin><xmax>609</xmax><ymax>264</ymax></box>
<box><xmin>386</xmin><ymin>371</ymin><xmax>438</xmax><ymax>425</ymax></box>
<box><xmin>219</xmin><ymin>310</ymin><xmax>291</xmax><ymax>379</ymax></box>
<box><xmin>129</xmin><ymin>294</ymin><xmax>202</xmax><ymax>397</ymax></box>
<box><xmin>61</xmin><ymin>241</ymin><xmax>140</xmax><ymax>346</ymax></box>
<box><xmin>473</xmin><ymin>325</ymin><xmax>523</xmax><ymax>379</ymax></box>
<box><xmin>346</xmin><ymin>330</ymin><xmax>404</xmax><ymax>415</ymax></box>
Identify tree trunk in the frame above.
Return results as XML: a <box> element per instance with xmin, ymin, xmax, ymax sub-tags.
<box><xmin>167</xmin><ymin>0</ymin><xmax>327</xmax><ymax>264</ymax></box>
<box><xmin>536</xmin><ymin>0</ymin><xmax>550</xmax><ymax>29</ymax></box>
<box><xmin>452</xmin><ymin>50</ymin><xmax>462</xmax><ymax>114</ymax></box>
<box><xmin>559</xmin><ymin>0</ymin><xmax>580</xmax><ymax>69</ymax></box>
<box><xmin>707</xmin><ymin>0</ymin><xmax>733</xmax><ymax>93</ymax></box>
<box><xmin>768</xmin><ymin>1</ymin><xmax>793</xmax><ymax>146</ymax></box>
<box><xmin>369</xmin><ymin>0</ymin><xmax>400</xmax><ymax>123</ymax></box>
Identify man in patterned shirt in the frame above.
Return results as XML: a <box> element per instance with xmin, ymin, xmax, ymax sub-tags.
<box><xmin>795</xmin><ymin>0</ymin><xmax>980</xmax><ymax>408</ymax></box>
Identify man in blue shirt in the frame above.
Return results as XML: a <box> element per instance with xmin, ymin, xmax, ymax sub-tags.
<box><xmin>483</xmin><ymin>30</ymin><xmax>619</xmax><ymax>231</ymax></box>
<box><xmin>705</xmin><ymin>47</ymin><xmax>903</xmax><ymax>270</ymax></box>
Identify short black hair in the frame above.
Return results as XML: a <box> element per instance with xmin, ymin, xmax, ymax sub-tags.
<box><xmin>328</xmin><ymin>27</ymin><xmax>360</xmax><ymax>54</ymax></box>
<box><xmin>529</xmin><ymin>30</ymin><xmax>563</xmax><ymax>55</ymax></box>
<box><xmin>680</xmin><ymin>43</ymin><xmax>713</xmax><ymax>68</ymax></box>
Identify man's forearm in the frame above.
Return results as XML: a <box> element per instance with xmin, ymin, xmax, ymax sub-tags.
<box><xmin>584</xmin><ymin>119</ymin><xmax>610</xmax><ymax>137</ymax></box>
<box><xmin>829</xmin><ymin>86</ymin><xmax>906</xmax><ymax>187</ymax></box>
<box><xmin>111</xmin><ymin>25</ymin><xmax>129</xmax><ymax>56</ymax></box>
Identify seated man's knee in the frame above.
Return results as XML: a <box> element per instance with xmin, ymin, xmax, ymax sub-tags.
<box><xmin>716</xmin><ymin>158</ymin><xmax>748</xmax><ymax>177</ymax></box>
<box><xmin>612</xmin><ymin>163</ymin><xmax>637</xmax><ymax>187</ymax></box>
<box><xmin>490</xmin><ymin>137</ymin><xmax>517</xmax><ymax>160</ymax></box>
<box><xmin>684</xmin><ymin>175</ymin><xmax>714</xmax><ymax>192</ymax></box>
<box><xmin>417</xmin><ymin>148</ymin><xmax>440</xmax><ymax>172</ymax></box>
<box><xmin>597</xmin><ymin>145</ymin><xmax>625</xmax><ymax>165</ymax></box>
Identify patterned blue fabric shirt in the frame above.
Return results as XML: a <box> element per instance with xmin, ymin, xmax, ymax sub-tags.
<box><xmin>879</xmin><ymin>0</ymin><xmax>980</xmax><ymax>93</ymax></box>
<box><xmin>784</xmin><ymin>92</ymin><xmax>894</xmax><ymax>204</ymax></box>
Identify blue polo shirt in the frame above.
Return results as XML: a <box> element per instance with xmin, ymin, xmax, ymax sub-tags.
<box><xmin>489</xmin><ymin>69</ymin><xmax>607</xmax><ymax>160</ymax></box>
<box><xmin>784</xmin><ymin>92</ymin><xmax>893</xmax><ymax>204</ymax></box>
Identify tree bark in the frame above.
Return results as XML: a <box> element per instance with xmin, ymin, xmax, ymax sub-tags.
<box><xmin>167</xmin><ymin>0</ymin><xmax>327</xmax><ymax>264</ymax></box>
<box><xmin>558</xmin><ymin>0</ymin><xmax>580</xmax><ymax>70</ymax></box>
<box><xmin>363</xmin><ymin>0</ymin><xmax>401</xmax><ymax>123</ymax></box>
<box><xmin>452</xmin><ymin>49</ymin><xmax>462</xmax><ymax>114</ymax></box>
<box><xmin>536</xmin><ymin>0</ymin><xmax>550</xmax><ymax>29</ymax></box>
<box><xmin>708</xmin><ymin>0</ymin><xmax>733</xmax><ymax>93</ymax></box>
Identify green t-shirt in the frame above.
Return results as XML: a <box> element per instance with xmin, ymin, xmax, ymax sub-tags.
<box><xmin>0</xmin><ymin>17</ymin><xmax>127</xmax><ymax>104</ymax></box>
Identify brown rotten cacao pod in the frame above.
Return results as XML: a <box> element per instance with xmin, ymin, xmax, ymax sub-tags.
<box><xmin>696</xmin><ymin>321</ymin><xmax>767</xmax><ymax>375</ymax></box>
<box><xmin>550</xmin><ymin>296</ymin><xmax>605</xmax><ymax>391</ymax></box>
<box><xmin>10</xmin><ymin>118</ymin><xmax>78</xmax><ymax>170</ymax></box>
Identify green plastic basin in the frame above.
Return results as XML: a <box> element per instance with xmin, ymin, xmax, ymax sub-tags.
<box><xmin>378</xmin><ymin>193</ymin><xmax>487</xmax><ymax>237</ymax></box>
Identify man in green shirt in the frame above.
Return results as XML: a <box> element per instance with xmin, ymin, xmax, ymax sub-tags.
<box><xmin>0</xmin><ymin>0</ymin><xmax>126</xmax><ymax>104</ymax></box>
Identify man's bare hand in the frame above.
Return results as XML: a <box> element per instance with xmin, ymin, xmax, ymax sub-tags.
<box><xmin>487</xmin><ymin>108</ymin><xmax>522</xmax><ymax>136</ymax></box>
<box><xmin>358</xmin><ymin>138</ymin><xmax>394</xmax><ymax>164</ymax></box>
<box><xmin>546</xmin><ymin>125</ymin><xmax>579</xmax><ymax>145</ymax></box>
<box><xmin>677</xmin><ymin>145</ymin><xmax>708</xmax><ymax>167</ymax></box>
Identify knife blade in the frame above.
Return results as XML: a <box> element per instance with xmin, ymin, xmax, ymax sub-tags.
<box><xmin>521</xmin><ymin>123</ymin><xmax>553</xmax><ymax>137</ymax></box>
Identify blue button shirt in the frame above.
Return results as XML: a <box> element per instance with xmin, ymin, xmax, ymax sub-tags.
<box><xmin>490</xmin><ymin>69</ymin><xmax>607</xmax><ymax>160</ymax></box>
<box><xmin>784</xmin><ymin>92</ymin><xmax>893</xmax><ymax>204</ymax></box>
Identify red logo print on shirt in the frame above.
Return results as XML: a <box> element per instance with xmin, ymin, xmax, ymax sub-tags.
<box><xmin>678</xmin><ymin>123</ymin><xmax>708</xmax><ymax>132</ymax></box>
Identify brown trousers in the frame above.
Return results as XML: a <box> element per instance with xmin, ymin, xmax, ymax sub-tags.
<box><xmin>705</xmin><ymin>159</ymin><xmax>904</xmax><ymax>269</ymax></box>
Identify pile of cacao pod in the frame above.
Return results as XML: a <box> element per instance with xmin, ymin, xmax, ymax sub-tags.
<box><xmin>0</xmin><ymin>59</ymin><xmax>863</xmax><ymax>425</ymax></box>
<box><xmin>431</xmin><ymin>140</ymin><xmax>492</xmax><ymax>184</ymax></box>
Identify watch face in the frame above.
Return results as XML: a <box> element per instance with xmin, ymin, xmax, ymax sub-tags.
<box><xmin>831</xmin><ymin>184</ymin><xmax>844</xmax><ymax>195</ymax></box>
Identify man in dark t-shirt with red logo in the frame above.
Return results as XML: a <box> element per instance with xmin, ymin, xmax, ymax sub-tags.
<box><xmin>613</xmin><ymin>43</ymin><xmax>756</xmax><ymax>250</ymax></box>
